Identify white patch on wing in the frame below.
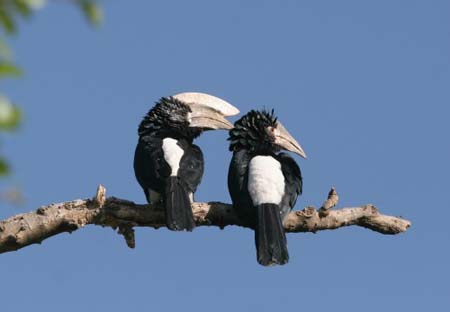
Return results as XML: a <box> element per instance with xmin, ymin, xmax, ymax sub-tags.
<box><xmin>162</xmin><ymin>138</ymin><xmax>184</xmax><ymax>176</ymax></box>
<box><xmin>248</xmin><ymin>156</ymin><xmax>285</xmax><ymax>206</ymax></box>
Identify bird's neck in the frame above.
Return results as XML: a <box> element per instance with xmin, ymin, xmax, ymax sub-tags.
<box><xmin>236</xmin><ymin>146</ymin><xmax>278</xmax><ymax>158</ymax></box>
<box><xmin>139</xmin><ymin>128</ymin><xmax>200</xmax><ymax>144</ymax></box>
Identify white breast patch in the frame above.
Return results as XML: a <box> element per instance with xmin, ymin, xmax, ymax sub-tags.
<box><xmin>162</xmin><ymin>138</ymin><xmax>184</xmax><ymax>176</ymax></box>
<box><xmin>248</xmin><ymin>156</ymin><xmax>285</xmax><ymax>206</ymax></box>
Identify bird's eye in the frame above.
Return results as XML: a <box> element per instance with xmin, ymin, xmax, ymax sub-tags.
<box><xmin>267</xmin><ymin>126</ymin><xmax>276</xmax><ymax>135</ymax></box>
<box><xmin>265</xmin><ymin>126</ymin><xmax>277</xmax><ymax>141</ymax></box>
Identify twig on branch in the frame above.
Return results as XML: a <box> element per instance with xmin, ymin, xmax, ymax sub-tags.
<box><xmin>0</xmin><ymin>185</ymin><xmax>411</xmax><ymax>254</ymax></box>
<box><xmin>319</xmin><ymin>186</ymin><xmax>339</xmax><ymax>217</ymax></box>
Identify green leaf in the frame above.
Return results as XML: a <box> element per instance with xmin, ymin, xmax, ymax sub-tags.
<box><xmin>0</xmin><ymin>62</ymin><xmax>22</xmax><ymax>78</ymax></box>
<box><xmin>0</xmin><ymin>39</ymin><xmax>13</xmax><ymax>60</ymax></box>
<box><xmin>0</xmin><ymin>96</ymin><xmax>21</xmax><ymax>130</ymax></box>
<box><xmin>0</xmin><ymin>8</ymin><xmax>17</xmax><ymax>34</ymax></box>
<box><xmin>12</xmin><ymin>0</ymin><xmax>33</xmax><ymax>17</ymax></box>
<box><xmin>23</xmin><ymin>0</ymin><xmax>47</xmax><ymax>10</ymax></box>
<box><xmin>0</xmin><ymin>158</ymin><xmax>10</xmax><ymax>176</ymax></box>
<box><xmin>78</xmin><ymin>0</ymin><xmax>103</xmax><ymax>26</ymax></box>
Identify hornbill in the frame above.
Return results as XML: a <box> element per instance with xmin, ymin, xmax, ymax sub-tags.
<box><xmin>134</xmin><ymin>92</ymin><xmax>239</xmax><ymax>231</ymax></box>
<box><xmin>228</xmin><ymin>109</ymin><xmax>306</xmax><ymax>266</ymax></box>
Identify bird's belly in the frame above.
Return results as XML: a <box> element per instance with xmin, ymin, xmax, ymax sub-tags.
<box><xmin>162</xmin><ymin>138</ymin><xmax>184</xmax><ymax>176</ymax></box>
<box><xmin>248</xmin><ymin>156</ymin><xmax>285</xmax><ymax>206</ymax></box>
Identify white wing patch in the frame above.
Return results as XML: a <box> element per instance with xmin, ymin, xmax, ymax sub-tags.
<box><xmin>248</xmin><ymin>156</ymin><xmax>285</xmax><ymax>206</ymax></box>
<box><xmin>162</xmin><ymin>138</ymin><xmax>184</xmax><ymax>176</ymax></box>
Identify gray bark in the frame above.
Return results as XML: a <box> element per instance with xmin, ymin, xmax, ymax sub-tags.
<box><xmin>0</xmin><ymin>185</ymin><xmax>411</xmax><ymax>254</ymax></box>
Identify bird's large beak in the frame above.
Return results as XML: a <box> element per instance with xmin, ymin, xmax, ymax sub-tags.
<box><xmin>173</xmin><ymin>92</ymin><xmax>239</xmax><ymax>116</ymax></box>
<box><xmin>274</xmin><ymin>122</ymin><xmax>307</xmax><ymax>158</ymax></box>
<box><xmin>172</xmin><ymin>92</ymin><xmax>239</xmax><ymax>130</ymax></box>
<box><xmin>186</xmin><ymin>103</ymin><xmax>234</xmax><ymax>130</ymax></box>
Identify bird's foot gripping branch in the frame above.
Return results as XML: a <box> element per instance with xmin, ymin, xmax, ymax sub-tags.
<box><xmin>0</xmin><ymin>185</ymin><xmax>411</xmax><ymax>254</ymax></box>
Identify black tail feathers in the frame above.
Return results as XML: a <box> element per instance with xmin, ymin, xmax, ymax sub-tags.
<box><xmin>164</xmin><ymin>177</ymin><xmax>195</xmax><ymax>231</ymax></box>
<box><xmin>255</xmin><ymin>204</ymin><xmax>289</xmax><ymax>266</ymax></box>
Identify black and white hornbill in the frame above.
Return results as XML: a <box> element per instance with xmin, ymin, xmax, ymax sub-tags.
<box><xmin>134</xmin><ymin>92</ymin><xmax>239</xmax><ymax>231</ymax></box>
<box><xmin>228</xmin><ymin>109</ymin><xmax>306</xmax><ymax>266</ymax></box>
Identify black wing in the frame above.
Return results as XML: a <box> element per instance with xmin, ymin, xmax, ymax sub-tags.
<box><xmin>134</xmin><ymin>137</ymin><xmax>171</xmax><ymax>199</ymax></box>
<box><xmin>277</xmin><ymin>152</ymin><xmax>303</xmax><ymax>219</ymax></box>
<box><xmin>177</xmin><ymin>143</ymin><xmax>204</xmax><ymax>194</ymax></box>
<box><xmin>227</xmin><ymin>149</ymin><xmax>255</xmax><ymax>226</ymax></box>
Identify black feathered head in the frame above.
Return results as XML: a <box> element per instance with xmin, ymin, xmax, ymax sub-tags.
<box><xmin>229</xmin><ymin>109</ymin><xmax>306</xmax><ymax>158</ymax></box>
<box><xmin>138</xmin><ymin>97</ymin><xmax>191</xmax><ymax>136</ymax></box>
<box><xmin>138</xmin><ymin>92</ymin><xmax>239</xmax><ymax>140</ymax></box>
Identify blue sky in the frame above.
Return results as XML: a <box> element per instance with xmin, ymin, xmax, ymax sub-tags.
<box><xmin>1</xmin><ymin>0</ymin><xmax>449</xmax><ymax>311</ymax></box>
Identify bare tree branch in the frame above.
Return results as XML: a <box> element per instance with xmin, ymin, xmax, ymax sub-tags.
<box><xmin>0</xmin><ymin>185</ymin><xmax>411</xmax><ymax>254</ymax></box>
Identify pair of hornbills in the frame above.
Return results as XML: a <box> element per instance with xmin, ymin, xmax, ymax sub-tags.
<box><xmin>134</xmin><ymin>92</ymin><xmax>306</xmax><ymax>266</ymax></box>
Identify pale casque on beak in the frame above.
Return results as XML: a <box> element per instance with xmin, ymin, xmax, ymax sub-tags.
<box><xmin>272</xmin><ymin>122</ymin><xmax>307</xmax><ymax>158</ymax></box>
<box><xmin>173</xmin><ymin>92</ymin><xmax>239</xmax><ymax>130</ymax></box>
